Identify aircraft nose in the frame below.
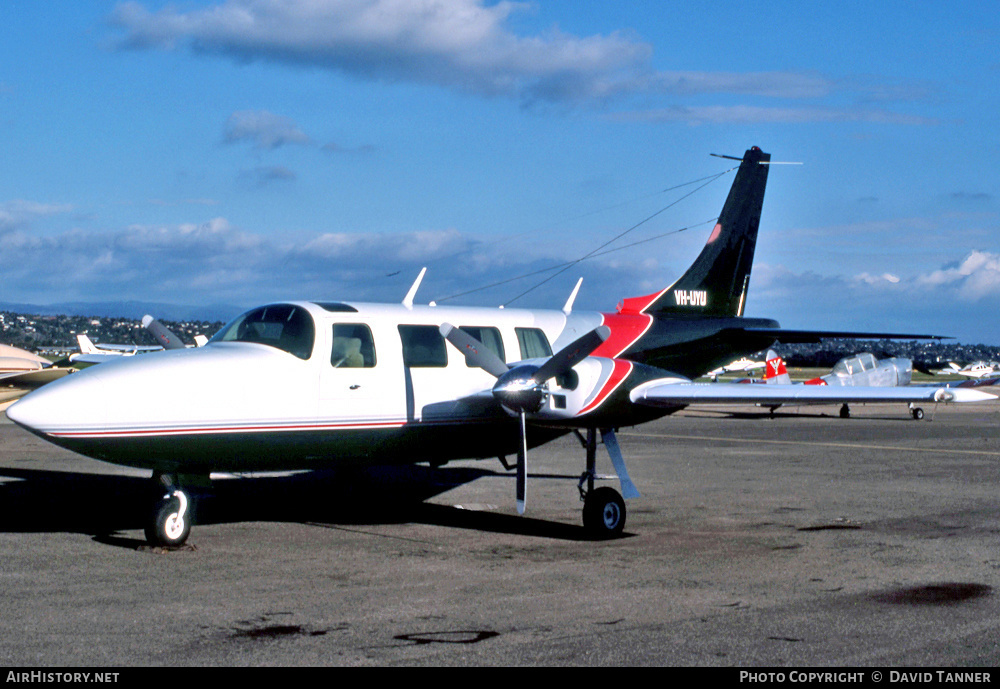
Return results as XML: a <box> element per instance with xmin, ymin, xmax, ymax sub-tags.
<box><xmin>6</xmin><ymin>370</ymin><xmax>108</xmax><ymax>436</ymax></box>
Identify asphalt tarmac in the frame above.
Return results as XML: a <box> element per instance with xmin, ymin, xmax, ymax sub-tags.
<box><xmin>2</xmin><ymin>402</ymin><xmax>999</xmax><ymax>667</ymax></box>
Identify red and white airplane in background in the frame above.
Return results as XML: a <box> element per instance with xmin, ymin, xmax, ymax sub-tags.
<box><xmin>746</xmin><ymin>350</ymin><xmax>940</xmax><ymax>419</ymax></box>
<box><xmin>8</xmin><ymin>147</ymin><xmax>995</xmax><ymax>547</ymax></box>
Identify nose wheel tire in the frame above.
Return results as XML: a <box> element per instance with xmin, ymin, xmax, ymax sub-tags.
<box><xmin>145</xmin><ymin>490</ymin><xmax>191</xmax><ymax>547</ymax></box>
<box><xmin>583</xmin><ymin>487</ymin><xmax>626</xmax><ymax>539</ymax></box>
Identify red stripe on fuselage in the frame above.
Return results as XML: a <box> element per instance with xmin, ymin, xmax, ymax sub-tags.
<box><xmin>593</xmin><ymin>312</ymin><xmax>653</xmax><ymax>359</ymax></box>
<box><xmin>47</xmin><ymin>419</ymin><xmax>410</xmax><ymax>439</ymax></box>
<box><xmin>616</xmin><ymin>288</ymin><xmax>669</xmax><ymax>316</ymax></box>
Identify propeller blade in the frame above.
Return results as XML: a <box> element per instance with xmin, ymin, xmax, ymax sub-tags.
<box><xmin>516</xmin><ymin>410</ymin><xmax>527</xmax><ymax>514</ymax></box>
<box><xmin>531</xmin><ymin>325</ymin><xmax>610</xmax><ymax>384</ymax></box>
<box><xmin>440</xmin><ymin>323</ymin><xmax>509</xmax><ymax>378</ymax></box>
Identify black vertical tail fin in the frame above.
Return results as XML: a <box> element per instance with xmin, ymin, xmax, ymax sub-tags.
<box><xmin>617</xmin><ymin>146</ymin><xmax>770</xmax><ymax>317</ymax></box>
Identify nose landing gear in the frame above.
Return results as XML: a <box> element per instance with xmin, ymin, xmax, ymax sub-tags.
<box><xmin>145</xmin><ymin>490</ymin><xmax>191</xmax><ymax>547</ymax></box>
<box><xmin>144</xmin><ymin>473</ymin><xmax>194</xmax><ymax>548</ymax></box>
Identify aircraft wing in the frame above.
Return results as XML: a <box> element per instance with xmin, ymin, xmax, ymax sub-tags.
<box><xmin>0</xmin><ymin>368</ymin><xmax>72</xmax><ymax>386</ymax></box>
<box><xmin>91</xmin><ymin>343</ymin><xmax>163</xmax><ymax>352</ymax></box>
<box><xmin>69</xmin><ymin>353</ymin><xmax>130</xmax><ymax>364</ymax></box>
<box><xmin>630</xmin><ymin>381</ymin><xmax>997</xmax><ymax>407</ymax></box>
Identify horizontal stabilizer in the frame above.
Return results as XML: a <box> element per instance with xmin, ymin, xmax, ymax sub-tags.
<box><xmin>737</xmin><ymin>327</ymin><xmax>949</xmax><ymax>343</ymax></box>
<box><xmin>631</xmin><ymin>382</ymin><xmax>997</xmax><ymax>407</ymax></box>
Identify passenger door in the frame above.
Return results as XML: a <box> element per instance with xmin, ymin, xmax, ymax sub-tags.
<box><xmin>319</xmin><ymin>322</ymin><xmax>400</xmax><ymax>424</ymax></box>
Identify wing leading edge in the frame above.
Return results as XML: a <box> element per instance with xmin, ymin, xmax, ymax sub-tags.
<box><xmin>630</xmin><ymin>381</ymin><xmax>997</xmax><ymax>407</ymax></box>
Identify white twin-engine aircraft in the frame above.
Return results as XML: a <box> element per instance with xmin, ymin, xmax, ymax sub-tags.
<box><xmin>7</xmin><ymin>147</ymin><xmax>996</xmax><ymax>547</ymax></box>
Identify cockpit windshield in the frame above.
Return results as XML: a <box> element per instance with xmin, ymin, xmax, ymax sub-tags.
<box><xmin>831</xmin><ymin>352</ymin><xmax>877</xmax><ymax>375</ymax></box>
<box><xmin>209</xmin><ymin>304</ymin><xmax>315</xmax><ymax>360</ymax></box>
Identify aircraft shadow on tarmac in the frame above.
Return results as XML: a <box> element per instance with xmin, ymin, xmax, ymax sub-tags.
<box><xmin>0</xmin><ymin>464</ymin><xmax>596</xmax><ymax>548</ymax></box>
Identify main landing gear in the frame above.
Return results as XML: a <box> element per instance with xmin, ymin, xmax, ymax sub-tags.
<box><xmin>144</xmin><ymin>473</ymin><xmax>193</xmax><ymax>548</ymax></box>
<box><xmin>841</xmin><ymin>403</ymin><xmax>925</xmax><ymax>420</ymax></box>
<box><xmin>577</xmin><ymin>428</ymin><xmax>640</xmax><ymax>539</ymax></box>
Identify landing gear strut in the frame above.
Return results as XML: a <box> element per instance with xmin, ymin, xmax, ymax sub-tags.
<box><xmin>577</xmin><ymin>428</ymin><xmax>637</xmax><ymax>539</ymax></box>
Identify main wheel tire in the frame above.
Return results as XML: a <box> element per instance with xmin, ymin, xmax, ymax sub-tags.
<box><xmin>911</xmin><ymin>407</ymin><xmax>924</xmax><ymax>420</ymax></box>
<box><xmin>583</xmin><ymin>487</ymin><xmax>626</xmax><ymax>539</ymax></box>
<box><xmin>144</xmin><ymin>491</ymin><xmax>191</xmax><ymax>547</ymax></box>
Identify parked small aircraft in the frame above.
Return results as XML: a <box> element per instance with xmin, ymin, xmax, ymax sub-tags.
<box><xmin>931</xmin><ymin>361</ymin><xmax>999</xmax><ymax>378</ymax></box>
<box><xmin>69</xmin><ymin>316</ymin><xmax>206</xmax><ymax>364</ymax></box>
<box><xmin>749</xmin><ymin>350</ymin><xmax>932</xmax><ymax>419</ymax></box>
<box><xmin>954</xmin><ymin>361</ymin><xmax>999</xmax><ymax>379</ymax></box>
<box><xmin>69</xmin><ymin>333</ymin><xmax>163</xmax><ymax>364</ymax></box>
<box><xmin>0</xmin><ymin>343</ymin><xmax>72</xmax><ymax>410</ymax></box>
<box><xmin>8</xmin><ymin>147</ymin><xmax>995</xmax><ymax>547</ymax></box>
<box><xmin>706</xmin><ymin>356</ymin><xmax>766</xmax><ymax>381</ymax></box>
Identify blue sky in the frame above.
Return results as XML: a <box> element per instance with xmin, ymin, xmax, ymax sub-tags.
<box><xmin>2</xmin><ymin>1</ymin><xmax>999</xmax><ymax>342</ymax></box>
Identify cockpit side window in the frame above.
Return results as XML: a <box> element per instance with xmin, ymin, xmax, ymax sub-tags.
<box><xmin>332</xmin><ymin>323</ymin><xmax>376</xmax><ymax>368</ymax></box>
<box><xmin>210</xmin><ymin>304</ymin><xmax>316</xmax><ymax>360</ymax></box>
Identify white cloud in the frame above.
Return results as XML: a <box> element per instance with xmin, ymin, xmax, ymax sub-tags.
<box><xmin>610</xmin><ymin>105</ymin><xmax>939</xmax><ymax>126</ymax></box>
<box><xmin>109</xmin><ymin>0</ymin><xmax>930</xmax><ymax>110</ymax></box>
<box><xmin>223</xmin><ymin>110</ymin><xmax>311</xmax><ymax>149</ymax></box>
<box><xmin>111</xmin><ymin>0</ymin><xmax>649</xmax><ymax>104</ymax></box>
<box><xmin>0</xmin><ymin>200</ymin><xmax>74</xmax><ymax>234</ymax></box>
<box><xmin>916</xmin><ymin>250</ymin><xmax>1000</xmax><ymax>299</ymax></box>
<box><xmin>854</xmin><ymin>272</ymin><xmax>900</xmax><ymax>285</ymax></box>
<box><xmin>0</xmin><ymin>216</ymin><xmax>661</xmax><ymax>310</ymax></box>
<box><xmin>750</xmin><ymin>251</ymin><xmax>1000</xmax><ymax>343</ymax></box>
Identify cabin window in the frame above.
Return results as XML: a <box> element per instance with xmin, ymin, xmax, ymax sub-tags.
<box><xmin>515</xmin><ymin>327</ymin><xmax>552</xmax><ymax>360</ymax></box>
<box><xmin>331</xmin><ymin>324</ymin><xmax>376</xmax><ymax>368</ymax></box>
<box><xmin>458</xmin><ymin>326</ymin><xmax>506</xmax><ymax>366</ymax></box>
<box><xmin>398</xmin><ymin>325</ymin><xmax>448</xmax><ymax>367</ymax></box>
<box><xmin>210</xmin><ymin>304</ymin><xmax>315</xmax><ymax>360</ymax></box>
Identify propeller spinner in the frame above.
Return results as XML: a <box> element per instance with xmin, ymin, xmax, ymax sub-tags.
<box><xmin>440</xmin><ymin>323</ymin><xmax>610</xmax><ymax>513</ymax></box>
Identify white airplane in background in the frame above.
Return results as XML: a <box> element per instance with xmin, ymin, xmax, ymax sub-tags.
<box><xmin>954</xmin><ymin>361</ymin><xmax>999</xmax><ymax>379</ymax></box>
<box><xmin>8</xmin><ymin>147</ymin><xmax>996</xmax><ymax>548</ymax></box>
<box><xmin>744</xmin><ymin>350</ymin><xmax>937</xmax><ymax>419</ymax></box>
<box><xmin>933</xmin><ymin>362</ymin><xmax>963</xmax><ymax>375</ymax></box>
<box><xmin>69</xmin><ymin>316</ymin><xmax>206</xmax><ymax>364</ymax></box>
<box><xmin>931</xmin><ymin>361</ymin><xmax>999</xmax><ymax>378</ymax></box>
<box><xmin>706</xmin><ymin>356</ymin><xmax>766</xmax><ymax>380</ymax></box>
<box><xmin>70</xmin><ymin>333</ymin><xmax>163</xmax><ymax>363</ymax></box>
<box><xmin>0</xmin><ymin>343</ymin><xmax>73</xmax><ymax>410</ymax></box>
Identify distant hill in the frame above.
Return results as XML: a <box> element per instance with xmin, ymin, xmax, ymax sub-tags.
<box><xmin>0</xmin><ymin>300</ymin><xmax>244</xmax><ymax>324</ymax></box>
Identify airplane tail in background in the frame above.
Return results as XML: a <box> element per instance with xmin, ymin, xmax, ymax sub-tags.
<box><xmin>76</xmin><ymin>334</ymin><xmax>98</xmax><ymax>355</ymax></box>
<box><xmin>617</xmin><ymin>146</ymin><xmax>770</xmax><ymax>318</ymax></box>
<box><xmin>763</xmin><ymin>350</ymin><xmax>791</xmax><ymax>385</ymax></box>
